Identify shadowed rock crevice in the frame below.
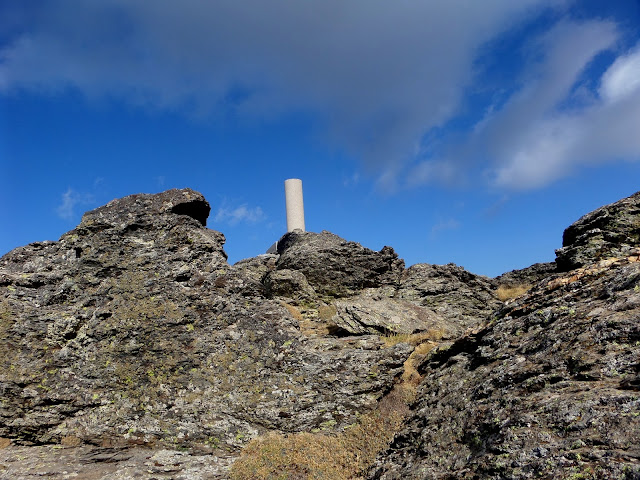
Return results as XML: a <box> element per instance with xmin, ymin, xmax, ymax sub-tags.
<box><xmin>171</xmin><ymin>199</ymin><xmax>211</xmax><ymax>226</ymax></box>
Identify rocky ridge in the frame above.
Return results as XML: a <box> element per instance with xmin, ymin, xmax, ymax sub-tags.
<box><xmin>0</xmin><ymin>188</ymin><xmax>638</xmax><ymax>479</ymax></box>
<box><xmin>0</xmin><ymin>188</ymin><xmax>497</xmax><ymax>478</ymax></box>
<box><xmin>556</xmin><ymin>190</ymin><xmax>640</xmax><ymax>271</ymax></box>
<box><xmin>369</xmin><ymin>191</ymin><xmax>640</xmax><ymax>479</ymax></box>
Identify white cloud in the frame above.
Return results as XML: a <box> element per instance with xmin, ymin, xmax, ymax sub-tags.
<box><xmin>56</xmin><ymin>188</ymin><xmax>94</xmax><ymax>220</ymax></box>
<box><xmin>214</xmin><ymin>202</ymin><xmax>265</xmax><ymax>226</ymax></box>
<box><xmin>3</xmin><ymin>2</ymin><xmax>638</xmax><ymax>192</ymax></box>
<box><xmin>430</xmin><ymin>218</ymin><xmax>461</xmax><ymax>237</ymax></box>
<box><xmin>407</xmin><ymin>159</ymin><xmax>462</xmax><ymax>188</ymax></box>
<box><xmin>0</xmin><ymin>0</ymin><xmax>560</xmax><ymax>181</ymax></box>
<box><xmin>466</xmin><ymin>21</ymin><xmax>640</xmax><ymax>190</ymax></box>
<box><xmin>600</xmin><ymin>45</ymin><xmax>640</xmax><ymax>102</ymax></box>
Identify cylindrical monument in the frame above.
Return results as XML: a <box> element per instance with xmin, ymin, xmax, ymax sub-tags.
<box><xmin>285</xmin><ymin>178</ymin><xmax>305</xmax><ymax>232</ymax></box>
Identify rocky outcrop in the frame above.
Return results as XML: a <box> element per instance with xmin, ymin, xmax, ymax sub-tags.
<box><xmin>5</xmin><ymin>187</ymin><xmax>637</xmax><ymax>479</ymax></box>
<box><xmin>0</xmin><ymin>445</ymin><xmax>236</xmax><ymax>479</ymax></box>
<box><xmin>268</xmin><ymin>236</ymin><xmax>499</xmax><ymax>338</ymax></box>
<box><xmin>0</xmin><ymin>189</ymin><xmax>411</xmax><ymax>460</ymax></box>
<box><xmin>369</xmin><ymin>196</ymin><xmax>640</xmax><ymax>479</ymax></box>
<box><xmin>556</xmin><ymin>190</ymin><xmax>640</xmax><ymax>271</ymax></box>
<box><xmin>331</xmin><ymin>294</ymin><xmax>440</xmax><ymax>335</ymax></box>
<box><xmin>396</xmin><ymin>263</ymin><xmax>501</xmax><ymax>336</ymax></box>
<box><xmin>273</xmin><ymin>231</ymin><xmax>405</xmax><ymax>297</ymax></box>
<box><xmin>494</xmin><ymin>262</ymin><xmax>557</xmax><ymax>288</ymax></box>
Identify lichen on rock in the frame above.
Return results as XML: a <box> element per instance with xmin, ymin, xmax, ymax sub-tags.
<box><xmin>0</xmin><ymin>189</ymin><xmax>410</xmax><ymax>461</ymax></box>
<box><xmin>369</xmin><ymin>192</ymin><xmax>640</xmax><ymax>480</ymax></box>
<box><xmin>556</xmin><ymin>190</ymin><xmax>640</xmax><ymax>271</ymax></box>
<box><xmin>2</xmin><ymin>188</ymin><xmax>639</xmax><ymax>479</ymax></box>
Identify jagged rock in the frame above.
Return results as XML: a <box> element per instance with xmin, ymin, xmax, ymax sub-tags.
<box><xmin>332</xmin><ymin>293</ymin><xmax>441</xmax><ymax>335</ymax></box>
<box><xmin>556</xmin><ymin>190</ymin><xmax>640</xmax><ymax>271</ymax></box>
<box><xmin>232</xmin><ymin>254</ymin><xmax>278</xmax><ymax>286</ymax></box>
<box><xmin>80</xmin><ymin>187</ymin><xmax>212</xmax><ymax>229</ymax></box>
<box><xmin>494</xmin><ymin>262</ymin><xmax>558</xmax><ymax>288</ymax></box>
<box><xmin>0</xmin><ymin>189</ymin><xmax>411</xmax><ymax>457</ymax></box>
<box><xmin>5</xmin><ymin>187</ymin><xmax>638</xmax><ymax>479</ymax></box>
<box><xmin>276</xmin><ymin>231</ymin><xmax>405</xmax><ymax>297</ymax></box>
<box><xmin>271</xmin><ymin>240</ymin><xmax>496</xmax><ymax>338</ymax></box>
<box><xmin>395</xmin><ymin>263</ymin><xmax>501</xmax><ymax>335</ymax></box>
<box><xmin>0</xmin><ymin>445</ymin><xmax>236</xmax><ymax>479</ymax></box>
<box><xmin>264</xmin><ymin>269</ymin><xmax>317</xmax><ymax>300</ymax></box>
<box><xmin>369</xmin><ymin>254</ymin><xmax>640</xmax><ymax>479</ymax></box>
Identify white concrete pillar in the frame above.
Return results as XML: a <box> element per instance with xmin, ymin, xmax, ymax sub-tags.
<box><xmin>285</xmin><ymin>178</ymin><xmax>305</xmax><ymax>232</ymax></box>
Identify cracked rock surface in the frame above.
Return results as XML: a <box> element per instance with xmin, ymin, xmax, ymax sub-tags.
<box><xmin>0</xmin><ymin>189</ymin><xmax>414</xmax><ymax>478</ymax></box>
<box><xmin>369</xmin><ymin>192</ymin><xmax>640</xmax><ymax>480</ymax></box>
<box><xmin>5</xmin><ymin>187</ymin><xmax>637</xmax><ymax>479</ymax></box>
<box><xmin>556</xmin><ymin>190</ymin><xmax>640</xmax><ymax>271</ymax></box>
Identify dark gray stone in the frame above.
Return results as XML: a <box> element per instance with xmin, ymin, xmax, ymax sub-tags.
<box><xmin>396</xmin><ymin>263</ymin><xmax>501</xmax><ymax>335</ymax></box>
<box><xmin>332</xmin><ymin>294</ymin><xmax>441</xmax><ymax>335</ymax></box>
<box><xmin>369</xmin><ymin>256</ymin><xmax>640</xmax><ymax>479</ymax></box>
<box><xmin>276</xmin><ymin>230</ymin><xmax>405</xmax><ymax>297</ymax></box>
<box><xmin>556</xmin><ymin>190</ymin><xmax>640</xmax><ymax>271</ymax></box>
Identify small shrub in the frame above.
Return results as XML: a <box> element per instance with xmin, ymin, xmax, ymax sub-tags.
<box><xmin>496</xmin><ymin>284</ymin><xmax>532</xmax><ymax>301</ymax></box>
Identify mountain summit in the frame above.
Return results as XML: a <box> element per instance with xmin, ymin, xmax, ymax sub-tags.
<box><xmin>1</xmin><ymin>189</ymin><xmax>639</xmax><ymax>479</ymax></box>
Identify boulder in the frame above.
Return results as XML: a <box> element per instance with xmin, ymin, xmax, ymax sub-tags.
<box><xmin>276</xmin><ymin>231</ymin><xmax>405</xmax><ymax>297</ymax></box>
<box><xmin>332</xmin><ymin>293</ymin><xmax>441</xmax><ymax>335</ymax></box>
<box><xmin>395</xmin><ymin>263</ymin><xmax>501</xmax><ymax>335</ymax></box>
<box><xmin>556</xmin><ymin>190</ymin><xmax>640</xmax><ymax>271</ymax></box>
<box><xmin>264</xmin><ymin>269</ymin><xmax>317</xmax><ymax>300</ymax></box>
<box><xmin>270</xmin><ymin>236</ymin><xmax>496</xmax><ymax>338</ymax></box>
<box><xmin>80</xmin><ymin>188</ymin><xmax>212</xmax><ymax>228</ymax></box>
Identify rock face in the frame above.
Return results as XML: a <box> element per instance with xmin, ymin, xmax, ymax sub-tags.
<box><xmin>369</xmin><ymin>193</ymin><xmax>640</xmax><ymax>479</ymax></box>
<box><xmin>268</xmin><ymin>233</ymin><xmax>500</xmax><ymax>339</ymax></box>
<box><xmin>494</xmin><ymin>262</ymin><xmax>558</xmax><ymax>288</ymax></box>
<box><xmin>396</xmin><ymin>263</ymin><xmax>500</xmax><ymax>336</ymax></box>
<box><xmin>0</xmin><ymin>189</ymin><xmax>412</xmax><ymax>459</ymax></box>
<box><xmin>332</xmin><ymin>295</ymin><xmax>440</xmax><ymax>335</ymax></box>
<box><xmin>556</xmin><ymin>190</ymin><xmax>640</xmax><ymax>271</ymax></box>
<box><xmin>5</xmin><ymin>187</ymin><xmax>637</xmax><ymax>479</ymax></box>
<box><xmin>274</xmin><ymin>231</ymin><xmax>405</xmax><ymax>297</ymax></box>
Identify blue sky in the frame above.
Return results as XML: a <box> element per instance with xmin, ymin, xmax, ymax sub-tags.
<box><xmin>1</xmin><ymin>0</ymin><xmax>639</xmax><ymax>277</ymax></box>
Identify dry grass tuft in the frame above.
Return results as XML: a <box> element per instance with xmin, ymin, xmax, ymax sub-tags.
<box><xmin>230</xmin><ymin>431</ymin><xmax>346</xmax><ymax>480</ymax></box>
<box><xmin>230</xmin><ymin>318</ymin><xmax>443</xmax><ymax>478</ymax></box>
<box><xmin>401</xmin><ymin>341</ymin><xmax>437</xmax><ymax>386</ymax></box>
<box><xmin>317</xmin><ymin>305</ymin><xmax>337</xmax><ymax>322</ymax></box>
<box><xmin>283</xmin><ymin>303</ymin><xmax>341</xmax><ymax>336</ymax></box>
<box><xmin>283</xmin><ymin>303</ymin><xmax>304</xmax><ymax>321</ymax></box>
<box><xmin>496</xmin><ymin>284</ymin><xmax>532</xmax><ymax>301</ymax></box>
<box><xmin>229</xmin><ymin>384</ymin><xmax>414</xmax><ymax>480</ymax></box>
